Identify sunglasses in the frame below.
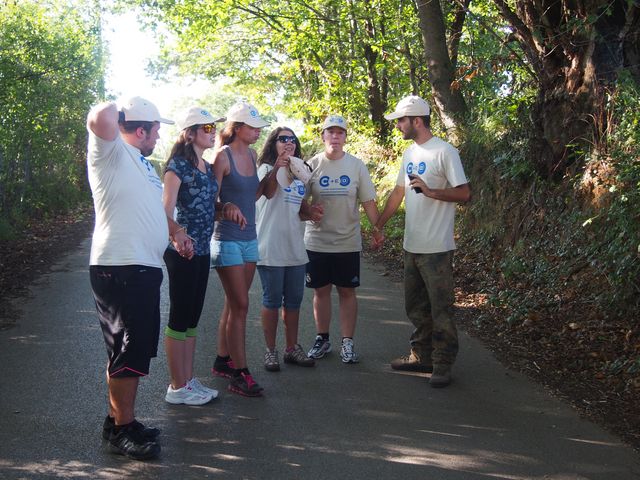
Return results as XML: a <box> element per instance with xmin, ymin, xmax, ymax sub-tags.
<box><xmin>277</xmin><ymin>135</ymin><xmax>297</xmax><ymax>144</ymax></box>
<box><xmin>200</xmin><ymin>124</ymin><xmax>216</xmax><ymax>134</ymax></box>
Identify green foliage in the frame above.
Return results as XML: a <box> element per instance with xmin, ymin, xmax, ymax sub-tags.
<box><xmin>0</xmin><ymin>0</ymin><xmax>105</xmax><ymax>225</ymax></box>
<box><xmin>582</xmin><ymin>78</ymin><xmax>640</xmax><ymax>311</ymax></box>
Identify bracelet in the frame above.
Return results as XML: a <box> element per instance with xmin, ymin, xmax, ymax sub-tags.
<box><xmin>221</xmin><ymin>202</ymin><xmax>232</xmax><ymax>214</ymax></box>
<box><xmin>170</xmin><ymin>226</ymin><xmax>185</xmax><ymax>241</ymax></box>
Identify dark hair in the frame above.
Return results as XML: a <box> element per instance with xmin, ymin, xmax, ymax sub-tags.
<box><xmin>118</xmin><ymin>111</ymin><xmax>155</xmax><ymax>134</ymax></box>
<box><xmin>164</xmin><ymin>125</ymin><xmax>200</xmax><ymax>172</ymax></box>
<box><xmin>257</xmin><ymin>127</ymin><xmax>302</xmax><ymax>166</ymax></box>
<box><xmin>412</xmin><ymin>115</ymin><xmax>431</xmax><ymax>129</ymax></box>
<box><xmin>216</xmin><ymin>121</ymin><xmax>244</xmax><ymax>148</ymax></box>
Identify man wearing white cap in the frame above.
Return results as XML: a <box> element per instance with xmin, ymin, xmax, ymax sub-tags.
<box><xmin>375</xmin><ymin>95</ymin><xmax>471</xmax><ymax>388</ymax></box>
<box><xmin>86</xmin><ymin>97</ymin><xmax>190</xmax><ymax>460</ymax></box>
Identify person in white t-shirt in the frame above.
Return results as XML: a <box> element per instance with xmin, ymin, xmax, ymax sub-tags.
<box><xmin>304</xmin><ymin>115</ymin><xmax>384</xmax><ymax>364</ymax></box>
<box><xmin>255</xmin><ymin>127</ymin><xmax>323</xmax><ymax>372</ymax></box>
<box><xmin>374</xmin><ymin>95</ymin><xmax>471</xmax><ymax>388</ymax></box>
<box><xmin>87</xmin><ymin>97</ymin><xmax>191</xmax><ymax>460</ymax></box>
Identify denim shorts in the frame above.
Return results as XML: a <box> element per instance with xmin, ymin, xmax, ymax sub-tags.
<box><xmin>257</xmin><ymin>265</ymin><xmax>306</xmax><ymax>309</ymax></box>
<box><xmin>211</xmin><ymin>238</ymin><xmax>259</xmax><ymax>267</ymax></box>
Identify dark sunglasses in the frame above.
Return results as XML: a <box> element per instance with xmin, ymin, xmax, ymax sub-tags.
<box><xmin>277</xmin><ymin>135</ymin><xmax>297</xmax><ymax>144</ymax></box>
<box><xmin>200</xmin><ymin>124</ymin><xmax>216</xmax><ymax>134</ymax></box>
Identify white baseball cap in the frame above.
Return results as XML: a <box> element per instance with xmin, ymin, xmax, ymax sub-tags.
<box><xmin>226</xmin><ymin>102</ymin><xmax>270</xmax><ymax>128</ymax></box>
<box><xmin>178</xmin><ymin>106</ymin><xmax>225</xmax><ymax>131</ymax></box>
<box><xmin>322</xmin><ymin>114</ymin><xmax>348</xmax><ymax>131</ymax></box>
<box><xmin>276</xmin><ymin>156</ymin><xmax>313</xmax><ymax>188</ymax></box>
<box><xmin>384</xmin><ymin>95</ymin><xmax>431</xmax><ymax>120</ymax></box>
<box><xmin>120</xmin><ymin>96</ymin><xmax>174</xmax><ymax>124</ymax></box>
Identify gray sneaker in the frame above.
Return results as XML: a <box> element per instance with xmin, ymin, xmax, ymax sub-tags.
<box><xmin>340</xmin><ymin>338</ymin><xmax>360</xmax><ymax>364</ymax></box>
<box><xmin>284</xmin><ymin>344</ymin><xmax>315</xmax><ymax>367</ymax></box>
<box><xmin>429</xmin><ymin>365</ymin><xmax>452</xmax><ymax>388</ymax></box>
<box><xmin>308</xmin><ymin>335</ymin><xmax>332</xmax><ymax>359</ymax></box>
<box><xmin>264</xmin><ymin>348</ymin><xmax>280</xmax><ymax>372</ymax></box>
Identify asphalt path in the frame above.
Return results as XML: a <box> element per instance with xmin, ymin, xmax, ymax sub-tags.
<box><xmin>1</xmin><ymin>237</ymin><xmax>639</xmax><ymax>479</ymax></box>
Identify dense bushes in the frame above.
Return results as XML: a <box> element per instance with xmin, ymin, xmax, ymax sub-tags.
<box><xmin>0</xmin><ymin>1</ymin><xmax>105</xmax><ymax>238</ymax></box>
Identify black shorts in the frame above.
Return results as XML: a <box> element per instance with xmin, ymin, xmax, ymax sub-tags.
<box><xmin>163</xmin><ymin>249</ymin><xmax>211</xmax><ymax>333</ymax></box>
<box><xmin>305</xmin><ymin>251</ymin><xmax>361</xmax><ymax>288</ymax></box>
<box><xmin>90</xmin><ymin>265</ymin><xmax>163</xmax><ymax>377</ymax></box>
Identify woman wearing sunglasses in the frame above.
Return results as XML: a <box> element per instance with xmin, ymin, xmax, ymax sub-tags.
<box><xmin>162</xmin><ymin>107</ymin><xmax>225</xmax><ymax>405</ymax></box>
<box><xmin>304</xmin><ymin>115</ymin><xmax>384</xmax><ymax>364</ymax></box>
<box><xmin>255</xmin><ymin>127</ymin><xmax>323</xmax><ymax>372</ymax></box>
<box><xmin>210</xmin><ymin>102</ymin><xmax>276</xmax><ymax>396</ymax></box>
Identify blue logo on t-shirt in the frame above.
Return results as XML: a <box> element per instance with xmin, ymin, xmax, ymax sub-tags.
<box><xmin>407</xmin><ymin>162</ymin><xmax>427</xmax><ymax>175</ymax></box>
<box><xmin>319</xmin><ymin>175</ymin><xmax>351</xmax><ymax>187</ymax></box>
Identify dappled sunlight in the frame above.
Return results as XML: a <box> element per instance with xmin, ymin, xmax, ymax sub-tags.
<box><xmin>192</xmin><ymin>464</ymin><xmax>228</xmax><ymax>474</ymax></box>
<box><xmin>0</xmin><ymin>458</ymin><xmax>165</xmax><ymax>479</ymax></box>
<box><xmin>416</xmin><ymin>428</ymin><xmax>469</xmax><ymax>438</ymax></box>
<box><xmin>379</xmin><ymin>319</ymin><xmax>412</xmax><ymax>326</ymax></box>
<box><xmin>564</xmin><ymin>437</ymin><xmax>624</xmax><ymax>447</ymax></box>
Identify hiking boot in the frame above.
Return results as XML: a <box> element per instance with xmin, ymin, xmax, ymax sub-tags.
<box><xmin>165</xmin><ymin>384</ymin><xmax>214</xmax><ymax>405</ymax></box>
<box><xmin>307</xmin><ymin>335</ymin><xmax>332</xmax><ymax>359</ymax></box>
<box><xmin>188</xmin><ymin>378</ymin><xmax>219</xmax><ymax>399</ymax></box>
<box><xmin>284</xmin><ymin>344</ymin><xmax>316</xmax><ymax>367</ymax></box>
<box><xmin>340</xmin><ymin>338</ymin><xmax>360</xmax><ymax>364</ymax></box>
<box><xmin>108</xmin><ymin>423</ymin><xmax>161</xmax><ymax>461</ymax></box>
<box><xmin>212</xmin><ymin>357</ymin><xmax>235</xmax><ymax>378</ymax></box>
<box><xmin>390</xmin><ymin>353</ymin><xmax>433</xmax><ymax>373</ymax></box>
<box><xmin>429</xmin><ymin>365</ymin><xmax>452</xmax><ymax>388</ymax></box>
<box><xmin>228</xmin><ymin>371</ymin><xmax>263</xmax><ymax>397</ymax></box>
<box><xmin>102</xmin><ymin>416</ymin><xmax>160</xmax><ymax>441</ymax></box>
<box><xmin>264</xmin><ymin>348</ymin><xmax>281</xmax><ymax>372</ymax></box>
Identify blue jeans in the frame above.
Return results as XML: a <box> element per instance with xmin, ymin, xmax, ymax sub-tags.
<box><xmin>257</xmin><ymin>265</ymin><xmax>306</xmax><ymax>310</ymax></box>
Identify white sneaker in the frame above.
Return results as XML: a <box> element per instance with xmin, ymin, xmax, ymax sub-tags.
<box><xmin>188</xmin><ymin>378</ymin><xmax>219</xmax><ymax>399</ymax></box>
<box><xmin>165</xmin><ymin>384</ymin><xmax>213</xmax><ymax>405</ymax></box>
<box><xmin>340</xmin><ymin>338</ymin><xmax>360</xmax><ymax>364</ymax></box>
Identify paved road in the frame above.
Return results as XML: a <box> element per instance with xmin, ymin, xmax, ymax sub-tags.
<box><xmin>1</xmin><ymin>238</ymin><xmax>639</xmax><ymax>479</ymax></box>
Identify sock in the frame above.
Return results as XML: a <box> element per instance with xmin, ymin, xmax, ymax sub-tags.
<box><xmin>112</xmin><ymin>420</ymin><xmax>135</xmax><ymax>434</ymax></box>
<box><xmin>216</xmin><ymin>354</ymin><xmax>231</xmax><ymax>363</ymax></box>
<box><xmin>319</xmin><ymin>333</ymin><xmax>329</xmax><ymax>340</ymax></box>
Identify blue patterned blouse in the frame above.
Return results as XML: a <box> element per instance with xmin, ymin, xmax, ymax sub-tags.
<box><xmin>165</xmin><ymin>156</ymin><xmax>218</xmax><ymax>256</ymax></box>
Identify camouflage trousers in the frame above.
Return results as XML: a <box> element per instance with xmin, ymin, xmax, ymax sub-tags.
<box><xmin>404</xmin><ymin>250</ymin><xmax>458</xmax><ymax>366</ymax></box>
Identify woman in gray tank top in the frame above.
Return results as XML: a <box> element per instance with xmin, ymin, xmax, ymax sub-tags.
<box><xmin>210</xmin><ymin>102</ymin><xmax>279</xmax><ymax>397</ymax></box>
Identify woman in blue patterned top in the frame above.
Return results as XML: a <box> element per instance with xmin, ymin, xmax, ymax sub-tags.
<box><xmin>162</xmin><ymin>106</ymin><xmax>225</xmax><ymax>406</ymax></box>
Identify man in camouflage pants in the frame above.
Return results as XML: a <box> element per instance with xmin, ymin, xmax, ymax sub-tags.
<box><xmin>374</xmin><ymin>95</ymin><xmax>471</xmax><ymax>387</ymax></box>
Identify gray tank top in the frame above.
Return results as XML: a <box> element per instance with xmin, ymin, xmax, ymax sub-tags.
<box><xmin>213</xmin><ymin>147</ymin><xmax>259</xmax><ymax>241</ymax></box>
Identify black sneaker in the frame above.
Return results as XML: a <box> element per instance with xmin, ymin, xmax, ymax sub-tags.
<box><xmin>228</xmin><ymin>371</ymin><xmax>263</xmax><ymax>397</ymax></box>
<box><xmin>102</xmin><ymin>416</ymin><xmax>161</xmax><ymax>441</ymax></box>
<box><xmin>108</xmin><ymin>423</ymin><xmax>161</xmax><ymax>461</ymax></box>
<box><xmin>212</xmin><ymin>357</ymin><xmax>235</xmax><ymax>378</ymax></box>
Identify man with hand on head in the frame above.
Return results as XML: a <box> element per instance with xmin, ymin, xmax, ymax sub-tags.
<box><xmin>374</xmin><ymin>95</ymin><xmax>471</xmax><ymax>388</ymax></box>
<box><xmin>86</xmin><ymin>96</ymin><xmax>191</xmax><ymax>460</ymax></box>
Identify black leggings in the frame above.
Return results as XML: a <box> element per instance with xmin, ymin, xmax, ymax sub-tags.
<box><xmin>163</xmin><ymin>249</ymin><xmax>211</xmax><ymax>334</ymax></box>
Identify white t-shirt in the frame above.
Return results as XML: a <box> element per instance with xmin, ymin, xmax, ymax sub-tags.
<box><xmin>256</xmin><ymin>163</ymin><xmax>308</xmax><ymax>266</ymax></box>
<box><xmin>304</xmin><ymin>152</ymin><xmax>377</xmax><ymax>253</ymax></box>
<box><xmin>87</xmin><ymin>132</ymin><xmax>168</xmax><ymax>267</ymax></box>
<box><xmin>398</xmin><ymin>137</ymin><xmax>468</xmax><ymax>254</ymax></box>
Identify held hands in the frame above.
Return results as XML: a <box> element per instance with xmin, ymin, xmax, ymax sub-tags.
<box><xmin>371</xmin><ymin>226</ymin><xmax>385</xmax><ymax>250</ymax></box>
<box><xmin>172</xmin><ymin>230</ymin><xmax>195</xmax><ymax>260</ymax></box>
<box><xmin>309</xmin><ymin>203</ymin><xmax>324</xmax><ymax>223</ymax></box>
<box><xmin>222</xmin><ymin>202</ymin><xmax>247</xmax><ymax>230</ymax></box>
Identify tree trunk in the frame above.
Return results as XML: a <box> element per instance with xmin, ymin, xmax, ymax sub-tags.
<box><xmin>414</xmin><ymin>0</ymin><xmax>468</xmax><ymax>144</ymax></box>
<box><xmin>493</xmin><ymin>0</ymin><xmax>640</xmax><ymax>177</ymax></box>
